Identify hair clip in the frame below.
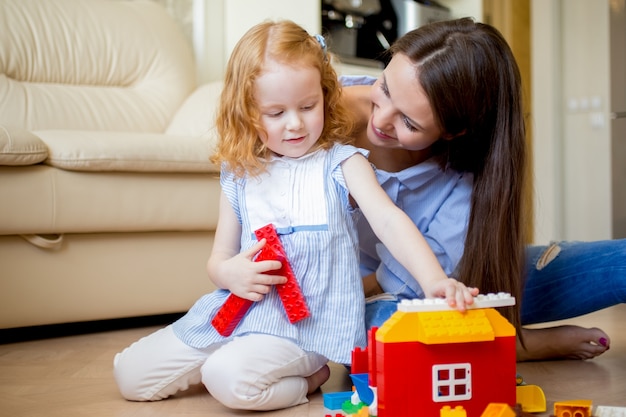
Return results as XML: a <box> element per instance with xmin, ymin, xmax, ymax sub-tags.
<box><xmin>313</xmin><ymin>34</ymin><xmax>327</xmax><ymax>57</ymax></box>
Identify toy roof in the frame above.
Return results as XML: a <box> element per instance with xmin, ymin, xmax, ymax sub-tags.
<box><xmin>376</xmin><ymin>306</ymin><xmax>515</xmax><ymax>345</ymax></box>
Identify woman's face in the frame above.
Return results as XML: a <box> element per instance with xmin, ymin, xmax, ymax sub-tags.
<box><xmin>368</xmin><ymin>53</ymin><xmax>443</xmax><ymax>151</ymax></box>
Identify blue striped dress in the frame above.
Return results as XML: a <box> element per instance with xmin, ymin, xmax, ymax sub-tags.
<box><xmin>172</xmin><ymin>144</ymin><xmax>367</xmax><ymax>365</ymax></box>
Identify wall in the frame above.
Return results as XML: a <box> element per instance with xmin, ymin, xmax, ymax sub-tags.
<box><xmin>192</xmin><ymin>0</ymin><xmax>320</xmax><ymax>83</ymax></box>
<box><xmin>531</xmin><ymin>0</ymin><xmax>613</xmax><ymax>243</ymax></box>
<box><xmin>192</xmin><ymin>0</ymin><xmax>482</xmax><ymax>83</ymax></box>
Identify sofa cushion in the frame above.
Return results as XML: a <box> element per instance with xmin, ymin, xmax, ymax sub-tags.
<box><xmin>0</xmin><ymin>125</ymin><xmax>48</xmax><ymax>166</ymax></box>
<box><xmin>37</xmin><ymin>130</ymin><xmax>218</xmax><ymax>173</ymax></box>
<box><xmin>166</xmin><ymin>82</ymin><xmax>223</xmax><ymax>138</ymax></box>
<box><xmin>0</xmin><ymin>165</ymin><xmax>220</xmax><ymax>235</ymax></box>
<box><xmin>0</xmin><ymin>0</ymin><xmax>196</xmax><ymax>132</ymax></box>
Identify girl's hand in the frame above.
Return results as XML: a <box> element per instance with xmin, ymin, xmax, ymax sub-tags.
<box><xmin>424</xmin><ymin>278</ymin><xmax>479</xmax><ymax>312</ymax></box>
<box><xmin>217</xmin><ymin>239</ymin><xmax>287</xmax><ymax>302</ymax></box>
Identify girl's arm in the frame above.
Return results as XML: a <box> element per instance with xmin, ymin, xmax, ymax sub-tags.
<box><xmin>342</xmin><ymin>154</ymin><xmax>478</xmax><ymax>310</ymax></box>
<box><xmin>207</xmin><ymin>190</ymin><xmax>286</xmax><ymax>301</ymax></box>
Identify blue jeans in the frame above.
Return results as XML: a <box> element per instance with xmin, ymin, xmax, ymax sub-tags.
<box><xmin>365</xmin><ymin>239</ymin><xmax>626</xmax><ymax>329</ymax></box>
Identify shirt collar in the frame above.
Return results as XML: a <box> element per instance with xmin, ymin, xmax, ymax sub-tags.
<box><xmin>375</xmin><ymin>159</ymin><xmax>444</xmax><ymax>191</ymax></box>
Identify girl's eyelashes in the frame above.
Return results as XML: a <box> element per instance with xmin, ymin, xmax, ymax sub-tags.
<box><xmin>262</xmin><ymin>102</ymin><xmax>317</xmax><ymax>116</ymax></box>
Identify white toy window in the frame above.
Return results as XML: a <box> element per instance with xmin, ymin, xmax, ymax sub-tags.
<box><xmin>432</xmin><ymin>363</ymin><xmax>472</xmax><ymax>402</ymax></box>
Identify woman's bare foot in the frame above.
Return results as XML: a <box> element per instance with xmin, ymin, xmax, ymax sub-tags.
<box><xmin>306</xmin><ymin>364</ymin><xmax>331</xmax><ymax>394</ymax></box>
<box><xmin>517</xmin><ymin>325</ymin><xmax>610</xmax><ymax>362</ymax></box>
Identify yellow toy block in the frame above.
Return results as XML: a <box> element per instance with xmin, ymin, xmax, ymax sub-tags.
<box><xmin>356</xmin><ymin>406</ymin><xmax>369</xmax><ymax>417</ymax></box>
<box><xmin>441</xmin><ymin>405</ymin><xmax>467</xmax><ymax>417</ymax></box>
<box><xmin>377</xmin><ymin>310</ymin><xmax>497</xmax><ymax>344</ymax></box>
<box><xmin>516</xmin><ymin>384</ymin><xmax>546</xmax><ymax>413</ymax></box>
<box><xmin>554</xmin><ymin>399</ymin><xmax>593</xmax><ymax>417</ymax></box>
<box><xmin>480</xmin><ymin>403</ymin><xmax>515</xmax><ymax>417</ymax></box>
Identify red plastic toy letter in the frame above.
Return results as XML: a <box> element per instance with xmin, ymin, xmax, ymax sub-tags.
<box><xmin>211</xmin><ymin>224</ymin><xmax>310</xmax><ymax>336</ymax></box>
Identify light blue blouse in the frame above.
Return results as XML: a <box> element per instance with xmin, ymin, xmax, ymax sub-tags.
<box><xmin>356</xmin><ymin>160</ymin><xmax>472</xmax><ymax>298</ymax></box>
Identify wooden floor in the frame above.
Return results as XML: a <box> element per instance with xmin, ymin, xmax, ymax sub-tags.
<box><xmin>1</xmin><ymin>305</ymin><xmax>625</xmax><ymax>417</ymax></box>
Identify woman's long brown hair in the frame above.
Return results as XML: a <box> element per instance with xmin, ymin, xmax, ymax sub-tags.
<box><xmin>391</xmin><ymin>18</ymin><xmax>527</xmax><ymax>337</ymax></box>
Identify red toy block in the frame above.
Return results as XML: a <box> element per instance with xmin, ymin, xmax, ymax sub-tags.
<box><xmin>351</xmin><ymin>346</ymin><xmax>368</xmax><ymax>375</ymax></box>
<box><xmin>211</xmin><ymin>224</ymin><xmax>310</xmax><ymax>336</ymax></box>
<box><xmin>254</xmin><ymin>224</ymin><xmax>310</xmax><ymax>323</ymax></box>
<box><xmin>211</xmin><ymin>294</ymin><xmax>253</xmax><ymax>337</ymax></box>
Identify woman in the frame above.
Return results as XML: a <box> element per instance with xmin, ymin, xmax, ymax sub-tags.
<box><xmin>343</xmin><ymin>17</ymin><xmax>623</xmax><ymax>361</ymax></box>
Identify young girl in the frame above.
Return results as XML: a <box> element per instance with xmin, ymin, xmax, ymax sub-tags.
<box><xmin>113</xmin><ymin>20</ymin><xmax>477</xmax><ymax>411</ymax></box>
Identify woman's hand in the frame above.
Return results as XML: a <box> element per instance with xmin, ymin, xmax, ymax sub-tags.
<box><xmin>215</xmin><ymin>239</ymin><xmax>287</xmax><ymax>302</ymax></box>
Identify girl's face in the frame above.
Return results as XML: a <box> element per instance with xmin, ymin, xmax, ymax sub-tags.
<box><xmin>255</xmin><ymin>59</ymin><xmax>325</xmax><ymax>158</ymax></box>
<box><xmin>368</xmin><ymin>53</ymin><xmax>443</xmax><ymax>151</ymax></box>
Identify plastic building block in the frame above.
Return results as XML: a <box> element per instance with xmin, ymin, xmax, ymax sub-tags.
<box><xmin>480</xmin><ymin>403</ymin><xmax>515</xmax><ymax>417</ymax></box>
<box><xmin>596</xmin><ymin>406</ymin><xmax>626</xmax><ymax>417</ymax></box>
<box><xmin>374</xmin><ymin>300</ymin><xmax>516</xmax><ymax>417</ymax></box>
<box><xmin>339</xmin><ymin>293</ymin><xmax>517</xmax><ymax>417</ymax></box>
<box><xmin>554</xmin><ymin>400</ymin><xmax>592</xmax><ymax>417</ymax></box>
<box><xmin>324</xmin><ymin>392</ymin><xmax>354</xmax><ymax>410</ymax></box>
<box><xmin>210</xmin><ymin>294</ymin><xmax>253</xmax><ymax>337</ymax></box>
<box><xmin>377</xmin><ymin>309</ymin><xmax>499</xmax><ymax>344</ymax></box>
<box><xmin>350</xmin><ymin>373</ymin><xmax>374</xmax><ymax>406</ymax></box>
<box><xmin>211</xmin><ymin>224</ymin><xmax>310</xmax><ymax>336</ymax></box>
<box><xmin>398</xmin><ymin>292</ymin><xmax>515</xmax><ymax>313</ymax></box>
<box><xmin>355</xmin><ymin>407</ymin><xmax>369</xmax><ymax>417</ymax></box>
<box><xmin>516</xmin><ymin>384</ymin><xmax>546</xmax><ymax>413</ymax></box>
<box><xmin>351</xmin><ymin>346</ymin><xmax>368</xmax><ymax>375</ymax></box>
<box><xmin>441</xmin><ymin>405</ymin><xmax>467</xmax><ymax>416</ymax></box>
<box><xmin>209</xmin><ymin>247</ymin><xmax>282</xmax><ymax>336</ymax></box>
<box><xmin>341</xmin><ymin>399</ymin><xmax>365</xmax><ymax>415</ymax></box>
<box><xmin>253</xmin><ymin>224</ymin><xmax>310</xmax><ymax>323</ymax></box>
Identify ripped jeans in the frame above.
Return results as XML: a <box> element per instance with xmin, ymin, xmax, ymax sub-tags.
<box><xmin>365</xmin><ymin>239</ymin><xmax>626</xmax><ymax>329</ymax></box>
<box><xmin>522</xmin><ymin>239</ymin><xmax>626</xmax><ymax>324</ymax></box>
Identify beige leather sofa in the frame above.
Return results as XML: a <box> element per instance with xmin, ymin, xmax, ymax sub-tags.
<box><xmin>0</xmin><ymin>0</ymin><xmax>222</xmax><ymax>329</ymax></box>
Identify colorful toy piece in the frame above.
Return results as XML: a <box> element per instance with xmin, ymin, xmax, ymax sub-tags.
<box><xmin>210</xmin><ymin>224</ymin><xmax>310</xmax><ymax>336</ymax></box>
<box><xmin>397</xmin><ymin>292</ymin><xmax>515</xmax><ymax>313</ymax></box>
<box><xmin>515</xmin><ymin>378</ymin><xmax>546</xmax><ymax>413</ymax></box>
<box><xmin>347</xmin><ymin>293</ymin><xmax>517</xmax><ymax>417</ymax></box>
<box><xmin>479</xmin><ymin>403</ymin><xmax>515</xmax><ymax>417</ymax></box>
<box><xmin>351</xmin><ymin>373</ymin><xmax>374</xmax><ymax>406</ymax></box>
<box><xmin>553</xmin><ymin>400</ymin><xmax>593</xmax><ymax>417</ymax></box>
<box><xmin>210</xmin><ymin>292</ymin><xmax>253</xmax><ymax>337</ymax></box>
<box><xmin>595</xmin><ymin>405</ymin><xmax>626</xmax><ymax>417</ymax></box>
<box><xmin>324</xmin><ymin>391</ymin><xmax>354</xmax><ymax>410</ymax></box>
<box><xmin>441</xmin><ymin>405</ymin><xmax>467</xmax><ymax>416</ymax></box>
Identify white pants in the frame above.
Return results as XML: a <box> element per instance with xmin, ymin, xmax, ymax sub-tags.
<box><xmin>113</xmin><ymin>325</ymin><xmax>328</xmax><ymax>411</ymax></box>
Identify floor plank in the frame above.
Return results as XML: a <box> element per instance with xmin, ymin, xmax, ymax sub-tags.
<box><xmin>1</xmin><ymin>305</ymin><xmax>624</xmax><ymax>416</ymax></box>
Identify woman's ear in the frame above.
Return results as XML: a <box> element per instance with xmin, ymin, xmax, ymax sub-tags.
<box><xmin>442</xmin><ymin>129</ymin><xmax>466</xmax><ymax>141</ymax></box>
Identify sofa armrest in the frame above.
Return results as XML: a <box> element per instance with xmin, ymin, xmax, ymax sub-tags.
<box><xmin>37</xmin><ymin>130</ymin><xmax>219</xmax><ymax>173</ymax></box>
<box><xmin>0</xmin><ymin>125</ymin><xmax>48</xmax><ymax>166</ymax></box>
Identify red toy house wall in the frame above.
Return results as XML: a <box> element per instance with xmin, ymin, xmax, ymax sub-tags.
<box><xmin>375</xmin><ymin>337</ymin><xmax>516</xmax><ymax>417</ymax></box>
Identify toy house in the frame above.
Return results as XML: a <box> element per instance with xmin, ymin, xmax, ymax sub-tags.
<box><xmin>352</xmin><ymin>293</ymin><xmax>517</xmax><ymax>417</ymax></box>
